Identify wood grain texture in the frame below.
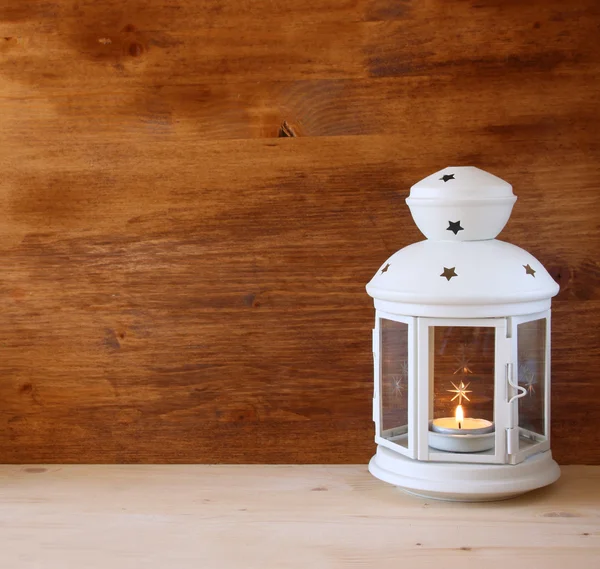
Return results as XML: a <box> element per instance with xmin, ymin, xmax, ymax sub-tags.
<box><xmin>0</xmin><ymin>0</ymin><xmax>599</xmax><ymax>463</ymax></box>
<box><xmin>0</xmin><ymin>465</ymin><xmax>599</xmax><ymax>568</ymax></box>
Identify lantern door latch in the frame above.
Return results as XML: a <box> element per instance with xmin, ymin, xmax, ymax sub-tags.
<box><xmin>506</xmin><ymin>363</ymin><xmax>527</xmax><ymax>404</ymax></box>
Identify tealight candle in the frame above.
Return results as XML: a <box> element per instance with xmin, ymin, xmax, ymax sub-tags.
<box><xmin>429</xmin><ymin>405</ymin><xmax>495</xmax><ymax>453</ymax></box>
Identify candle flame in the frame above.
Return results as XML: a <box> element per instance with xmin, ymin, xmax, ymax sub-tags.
<box><xmin>455</xmin><ymin>404</ymin><xmax>464</xmax><ymax>429</ymax></box>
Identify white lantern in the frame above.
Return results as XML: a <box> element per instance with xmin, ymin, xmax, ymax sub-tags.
<box><xmin>366</xmin><ymin>167</ymin><xmax>560</xmax><ymax>501</ymax></box>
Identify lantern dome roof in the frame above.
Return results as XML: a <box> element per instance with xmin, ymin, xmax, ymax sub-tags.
<box><xmin>366</xmin><ymin>167</ymin><xmax>559</xmax><ymax>318</ymax></box>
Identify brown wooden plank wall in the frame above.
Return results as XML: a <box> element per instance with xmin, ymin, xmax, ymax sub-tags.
<box><xmin>0</xmin><ymin>0</ymin><xmax>598</xmax><ymax>463</ymax></box>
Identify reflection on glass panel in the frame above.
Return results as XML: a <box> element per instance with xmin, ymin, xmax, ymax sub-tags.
<box><xmin>429</xmin><ymin>327</ymin><xmax>495</xmax><ymax>454</ymax></box>
<box><xmin>380</xmin><ymin>319</ymin><xmax>409</xmax><ymax>449</ymax></box>
<box><xmin>517</xmin><ymin>319</ymin><xmax>546</xmax><ymax>448</ymax></box>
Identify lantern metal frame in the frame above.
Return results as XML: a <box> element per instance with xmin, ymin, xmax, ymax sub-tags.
<box><xmin>374</xmin><ymin>311</ymin><xmax>551</xmax><ymax>464</ymax></box>
<box><xmin>366</xmin><ymin>167</ymin><xmax>560</xmax><ymax>501</ymax></box>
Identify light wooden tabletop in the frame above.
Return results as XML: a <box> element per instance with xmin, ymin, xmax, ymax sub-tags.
<box><xmin>0</xmin><ymin>465</ymin><xmax>598</xmax><ymax>568</ymax></box>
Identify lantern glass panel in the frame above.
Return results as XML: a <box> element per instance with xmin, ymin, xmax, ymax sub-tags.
<box><xmin>430</xmin><ymin>326</ymin><xmax>496</xmax><ymax>454</ymax></box>
<box><xmin>380</xmin><ymin>318</ymin><xmax>409</xmax><ymax>449</ymax></box>
<box><xmin>517</xmin><ymin>318</ymin><xmax>547</xmax><ymax>448</ymax></box>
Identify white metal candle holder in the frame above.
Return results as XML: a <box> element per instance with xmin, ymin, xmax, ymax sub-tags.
<box><xmin>366</xmin><ymin>167</ymin><xmax>560</xmax><ymax>501</ymax></box>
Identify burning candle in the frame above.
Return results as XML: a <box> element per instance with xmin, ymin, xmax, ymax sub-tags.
<box><xmin>429</xmin><ymin>404</ymin><xmax>494</xmax><ymax>453</ymax></box>
<box><xmin>456</xmin><ymin>404</ymin><xmax>464</xmax><ymax>429</ymax></box>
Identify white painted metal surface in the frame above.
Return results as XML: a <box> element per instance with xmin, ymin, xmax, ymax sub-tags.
<box><xmin>366</xmin><ymin>167</ymin><xmax>560</xmax><ymax>501</ymax></box>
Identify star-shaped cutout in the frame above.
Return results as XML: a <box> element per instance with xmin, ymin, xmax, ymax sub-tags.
<box><xmin>399</xmin><ymin>360</ymin><xmax>409</xmax><ymax>382</ymax></box>
<box><xmin>390</xmin><ymin>374</ymin><xmax>405</xmax><ymax>398</ymax></box>
<box><xmin>518</xmin><ymin>364</ymin><xmax>536</xmax><ymax>396</ymax></box>
<box><xmin>447</xmin><ymin>220</ymin><xmax>464</xmax><ymax>235</ymax></box>
<box><xmin>448</xmin><ymin>380</ymin><xmax>472</xmax><ymax>404</ymax></box>
<box><xmin>440</xmin><ymin>174</ymin><xmax>455</xmax><ymax>182</ymax></box>
<box><xmin>388</xmin><ymin>360</ymin><xmax>409</xmax><ymax>404</ymax></box>
<box><xmin>454</xmin><ymin>360</ymin><xmax>473</xmax><ymax>376</ymax></box>
<box><xmin>453</xmin><ymin>344</ymin><xmax>473</xmax><ymax>375</ymax></box>
<box><xmin>440</xmin><ymin>267</ymin><xmax>457</xmax><ymax>281</ymax></box>
<box><xmin>523</xmin><ymin>264</ymin><xmax>536</xmax><ymax>277</ymax></box>
<box><xmin>381</xmin><ymin>263</ymin><xmax>390</xmax><ymax>274</ymax></box>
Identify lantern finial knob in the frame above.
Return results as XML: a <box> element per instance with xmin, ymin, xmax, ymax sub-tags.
<box><xmin>406</xmin><ymin>166</ymin><xmax>516</xmax><ymax>241</ymax></box>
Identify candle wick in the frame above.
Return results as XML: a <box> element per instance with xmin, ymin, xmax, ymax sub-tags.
<box><xmin>458</xmin><ymin>422</ymin><xmax>462</xmax><ymax>429</ymax></box>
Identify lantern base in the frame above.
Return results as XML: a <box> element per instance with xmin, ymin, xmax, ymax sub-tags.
<box><xmin>369</xmin><ymin>446</ymin><xmax>560</xmax><ymax>502</ymax></box>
